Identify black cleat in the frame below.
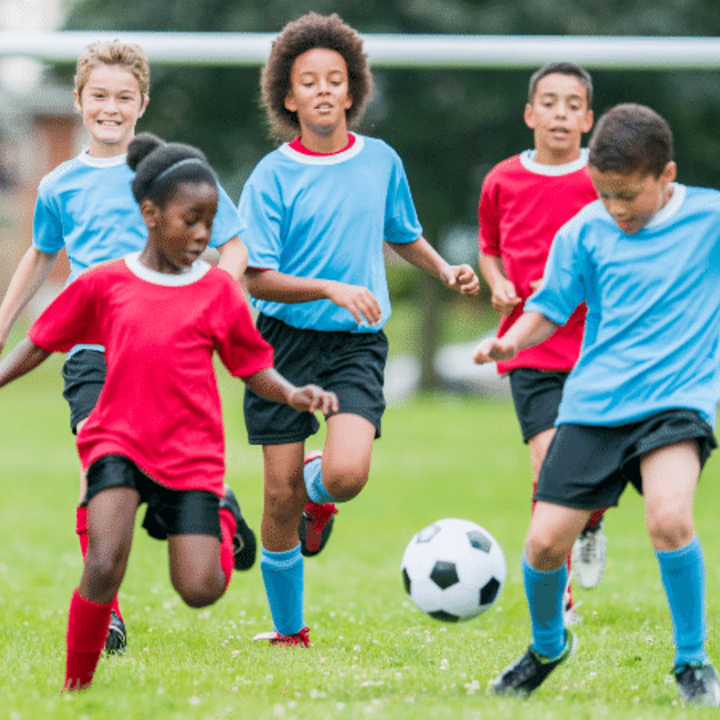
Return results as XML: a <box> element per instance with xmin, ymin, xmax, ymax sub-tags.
<box><xmin>675</xmin><ymin>662</ymin><xmax>720</xmax><ymax>707</ymax></box>
<box><xmin>220</xmin><ymin>485</ymin><xmax>257</xmax><ymax>571</ymax></box>
<box><xmin>492</xmin><ymin>632</ymin><xmax>575</xmax><ymax>697</ymax></box>
<box><xmin>105</xmin><ymin>610</ymin><xmax>127</xmax><ymax>655</ymax></box>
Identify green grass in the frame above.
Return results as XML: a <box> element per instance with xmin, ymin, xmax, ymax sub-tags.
<box><xmin>1</xmin><ymin>340</ymin><xmax>720</xmax><ymax>719</ymax></box>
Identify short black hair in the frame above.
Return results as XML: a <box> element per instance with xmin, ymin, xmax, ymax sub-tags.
<box><xmin>127</xmin><ymin>132</ymin><xmax>216</xmax><ymax>207</ymax></box>
<box><xmin>528</xmin><ymin>62</ymin><xmax>593</xmax><ymax>108</ymax></box>
<box><xmin>589</xmin><ymin>103</ymin><xmax>674</xmax><ymax>178</ymax></box>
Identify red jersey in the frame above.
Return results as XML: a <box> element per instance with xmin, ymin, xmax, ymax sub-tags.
<box><xmin>478</xmin><ymin>150</ymin><xmax>597</xmax><ymax>374</ymax></box>
<box><xmin>29</xmin><ymin>254</ymin><xmax>274</xmax><ymax>496</ymax></box>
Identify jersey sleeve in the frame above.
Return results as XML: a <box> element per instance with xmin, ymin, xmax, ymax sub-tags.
<box><xmin>237</xmin><ymin>164</ymin><xmax>284</xmax><ymax>271</ymax></box>
<box><xmin>28</xmin><ymin>272</ymin><xmax>103</xmax><ymax>351</ymax></box>
<box><xmin>383</xmin><ymin>152</ymin><xmax>423</xmax><ymax>245</ymax></box>
<box><xmin>32</xmin><ymin>183</ymin><xmax>65</xmax><ymax>254</ymax></box>
<box><xmin>210</xmin><ymin>275</ymin><xmax>275</xmax><ymax>378</ymax></box>
<box><xmin>209</xmin><ymin>183</ymin><xmax>245</xmax><ymax>248</ymax></box>
<box><xmin>478</xmin><ymin>169</ymin><xmax>502</xmax><ymax>257</ymax></box>
<box><xmin>525</xmin><ymin>222</ymin><xmax>587</xmax><ymax>326</ymax></box>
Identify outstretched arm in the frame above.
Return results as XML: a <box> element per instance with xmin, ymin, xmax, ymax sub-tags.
<box><xmin>0</xmin><ymin>338</ymin><xmax>52</xmax><ymax>388</ymax></box>
<box><xmin>387</xmin><ymin>236</ymin><xmax>480</xmax><ymax>296</ymax></box>
<box><xmin>0</xmin><ymin>247</ymin><xmax>59</xmax><ymax>354</ymax></box>
<box><xmin>243</xmin><ymin>367</ymin><xmax>339</xmax><ymax>416</ymax></box>
<box><xmin>473</xmin><ymin>312</ymin><xmax>557</xmax><ymax>365</ymax></box>
<box><xmin>245</xmin><ymin>268</ymin><xmax>382</xmax><ymax>326</ymax></box>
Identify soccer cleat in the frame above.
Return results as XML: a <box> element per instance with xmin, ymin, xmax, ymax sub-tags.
<box><xmin>220</xmin><ymin>485</ymin><xmax>257</xmax><ymax>571</ymax></box>
<box><xmin>252</xmin><ymin>627</ymin><xmax>311</xmax><ymax>648</ymax></box>
<box><xmin>492</xmin><ymin>631</ymin><xmax>576</xmax><ymax>697</ymax></box>
<box><xmin>299</xmin><ymin>451</ymin><xmax>338</xmax><ymax>557</ymax></box>
<box><xmin>572</xmin><ymin>517</ymin><xmax>607</xmax><ymax>589</ymax></box>
<box><xmin>675</xmin><ymin>662</ymin><xmax>720</xmax><ymax>707</ymax></box>
<box><xmin>105</xmin><ymin>610</ymin><xmax>127</xmax><ymax>655</ymax></box>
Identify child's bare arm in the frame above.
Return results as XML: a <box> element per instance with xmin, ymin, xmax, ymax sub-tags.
<box><xmin>473</xmin><ymin>312</ymin><xmax>557</xmax><ymax>364</ymax></box>
<box><xmin>478</xmin><ymin>252</ymin><xmax>520</xmax><ymax>317</ymax></box>
<box><xmin>243</xmin><ymin>367</ymin><xmax>339</xmax><ymax>415</ymax></box>
<box><xmin>387</xmin><ymin>237</ymin><xmax>480</xmax><ymax>296</ymax></box>
<box><xmin>0</xmin><ymin>338</ymin><xmax>52</xmax><ymax>388</ymax></box>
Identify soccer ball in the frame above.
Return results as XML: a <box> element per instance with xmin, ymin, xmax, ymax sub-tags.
<box><xmin>401</xmin><ymin>518</ymin><xmax>506</xmax><ymax>622</ymax></box>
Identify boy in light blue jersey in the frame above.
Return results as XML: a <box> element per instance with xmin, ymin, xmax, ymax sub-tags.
<box><xmin>474</xmin><ymin>103</ymin><xmax>720</xmax><ymax>706</ymax></box>
<box><xmin>0</xmin><ymin>40</ymin><xmax>251</xmax><ymax>655</ymax></box>
<box><xmin>239</xmin><ymin>12</ymin><xmax>480</xmax><ymax>647</ymax></box>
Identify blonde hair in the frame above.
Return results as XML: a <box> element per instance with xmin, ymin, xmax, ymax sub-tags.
<box><xmin>74</xmin><ymin>40</ymin><xmax>150</xmax><ymax>101</ymax></box>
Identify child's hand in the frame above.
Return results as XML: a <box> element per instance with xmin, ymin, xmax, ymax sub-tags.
<box><xmin>326</xmin><ymin>282</ymin><xmax>382</xmax><ymax>326</ymax></box>
<box><xmin>289</xmin><ymin>385</ymin><xmax>339</xmax><ymax>416</ymax></box>
<box><xmin>472</xmin><ymin>337</ymin><xmax>517</xmax><ymax>365</ymax></box>
<box><xmin>490</xmin><ymin>278</ymin><xmax>521</xmax><ymax>317</ymax></box>
<box><xmin>441</xmin><ymin>264</ymin><xmax>480</xmax><ymax>296</ymax></box>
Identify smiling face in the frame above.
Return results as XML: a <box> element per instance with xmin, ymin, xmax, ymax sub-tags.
<box><xmin>524</xmin><ymin>73</ymin><xmax>593</xmax><ymax>165</ymax></box>
<box><xmin>589</xmin><ymin>162</ymin><xmax>677</xmax><ymax>235</ymax></box>
<box><xmin>74</xmin><ymin>64</ymin><xmax>148</xmax><ymax>158</ymax></box>
<box><xmin>284</xmin><ymin>48</ymin><xmax>353</xmax><ymax>150</ymax></box>
<box><xmin>141</xmin><ymin>182</ymin><xmax>218</xmax><ymax>274</ymax></box>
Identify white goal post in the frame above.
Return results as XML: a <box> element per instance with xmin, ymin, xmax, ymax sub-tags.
<box><xmin>0</xmin><ymin>31</ymin><xmax>719</xmax><ymax>69</ymax></box>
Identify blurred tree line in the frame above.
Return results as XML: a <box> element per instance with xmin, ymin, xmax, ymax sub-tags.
<box><xmin>61</xmin><ymin>0</ymin><xmax>720</xmax><ymax>387</ymax></box>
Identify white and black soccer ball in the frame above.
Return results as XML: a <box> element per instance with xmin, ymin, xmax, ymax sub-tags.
<box><xmin>401</xmin><ymin>518</ymin><xmax>506</xmax><ymax>622</ymax></box>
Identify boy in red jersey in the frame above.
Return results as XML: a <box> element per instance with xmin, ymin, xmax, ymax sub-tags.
<box><xmin>478</xmin><ymin>62</ymin><xmax>607</xmax><ymax>621</ymax></box>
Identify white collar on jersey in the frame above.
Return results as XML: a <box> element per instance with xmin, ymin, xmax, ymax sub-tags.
<box><xmin>124</xmin><ymin>251</ymin><xmax>212</xmax><ymax>286</ymax></box>
<box><xmin>77</xmin><ymin>150</ymin><xmax>129</xmax><ymax>168</ymax></box>
<box><xmin>519</xmin><ymin>148</ymin><xmax>589</xmax><ymax>177</ymax></box>
<box><xmin>643</xmin><ymin>182</ymin><xmax>686</xmax><ymax>230</ymax></box>
<box><xmin>278</xmin><ymin>132</ymin><xmax>365</xmax><ymax>165</ymax></box>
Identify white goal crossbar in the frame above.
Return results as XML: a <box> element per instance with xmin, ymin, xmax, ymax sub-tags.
<box><xmin>0</xmin><ymin>31</ymin><xmax>719</xmax><ymax>69</ymax></box>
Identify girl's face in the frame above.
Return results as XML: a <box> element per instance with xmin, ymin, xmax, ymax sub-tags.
<box><xmin>284</xmin><ymin>48</ymin><xmax>353</xmax><ymax>140</ymax></box>
<box><xmin>141</xmin><ymin>182</ymin><xmax>218</xmax><ymax>274</ymax></box>
<box><xmin>74</xmin><ymin>64</ymin><xmax>148</xmax><ymax>158</ymax></box>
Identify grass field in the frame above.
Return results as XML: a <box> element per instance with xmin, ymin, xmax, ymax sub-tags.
<box><xmin>1</xmin><ymin>336</ymin><xmax>720</xmax><ymax>719</ymax></box>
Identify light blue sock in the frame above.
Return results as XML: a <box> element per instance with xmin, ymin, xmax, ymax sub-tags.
<box><xmin>303</xmin><ymin>455</ymin><xmax>338</xmax><ymax>504</ymax></box>
<box><xmin>523</xmin><ymin>551</ymin><xmax>567</xmax><ymax>660</ymax></box>
<box><xmin>260</xmin><ymin>544</ymin><xmax>304</xmax><ymax>637</ymax></box>
<box><xmin>656</xmin><ymin>535</ymin><xmax>707</xmax><ymax>667</ymax></box>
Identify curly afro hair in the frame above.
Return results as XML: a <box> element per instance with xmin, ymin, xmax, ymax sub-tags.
<box><xmin>260</xmin><ymin>12</ymin><xmax>373</xmax><ymax>141</ymax></box>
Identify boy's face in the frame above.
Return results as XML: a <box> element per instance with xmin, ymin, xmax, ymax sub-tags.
<box><xmin>524</xmin><ymin>73</ymin><xmax>593</xmax><ymax>165</ymax></box>
<box><xmin>74</xmin><ymin>64</ymin><xmax>148</xmax><ymax>158</ymax></box>
<box><xmin>285</xmin><ymin>48</ymin><xmax>353</xmax><ymax>139</ymax></box>
<box><xmin>589</xmin><ymin>162</ymin><xmax>677</xmax><ymax>235</ymax></box>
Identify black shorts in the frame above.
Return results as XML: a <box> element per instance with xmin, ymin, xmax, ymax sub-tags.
<box><xmin>509</xmin><ymin>368</ymin><xmax>568</xmax><ymax>443</ymax></box>
<box><xmin>84</xmin><ymin>455</ymin><xmax>222</xmax><ymax>541</ymax></box>
<box><xmin>244</xmin><ymin>314</ymin><xmax>388</xmax><ymax>445</ymax></box>
<box><xmin>536</xmin><ymin>409</ymin><xmax>717</xmax><ymax>510</ymax></box>
<box><xmin>62</xmin><ymin>349</ymin><xmax>106</xmax><ymax>434</ymax></box>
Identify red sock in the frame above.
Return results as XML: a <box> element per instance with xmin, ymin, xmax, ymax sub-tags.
<box><xmin>218</xmin><ymin>507</ymin><xmax>237</xmax><ymax>591</ymax></box>
<box><xmin>64</xmin><ymin>589</ymin><xmax>113</xmax><ymax>691</ymax></box>
<box><xmin>76</xmin><ymin>506</ymin><xmax>89</xmax><ymax>558</ymax></box>
<box><xmin>76</xmin><ymin>507</ymin><xmax>123</xmax><ymax>621</ymax></box>
<box><xmin>585</xmin><ymin>507</ymin><xmax>607</xmax><ymax>530</ymax></box>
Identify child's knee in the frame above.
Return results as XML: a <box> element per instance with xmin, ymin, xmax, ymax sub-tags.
<box><xmin>176</xmin><ymin>579</ymin><xmax>224</xmax><ymax>608</ymax></box>
<box><xmin>646</xmin><ymin>507</ymin><xmax>694</xmax><ymax>549</ymax></box>
<box><xmin>322</xmin><ymin>465</ymin><xmax>368</xmax><ymax>501</ymax></box>
<box><xmin>83</xmin><ymin>552</ymin><xmax>125</xmax><ymax>597</ymax></box>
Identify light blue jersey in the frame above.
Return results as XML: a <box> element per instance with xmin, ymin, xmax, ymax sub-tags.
<box><xmin>238</xmin><ymin>134</ymin><xmax>422</xmax><ymax>333</ymax></box>
<box><xmin>34</xmin><ymin>150</ymin><xmax>243</xmax><ymax>283</ymax></box>
<box><xmin>526</xmin><ymin>184</ymin><xmax>720</xmax><ymax>427</ymax></box>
